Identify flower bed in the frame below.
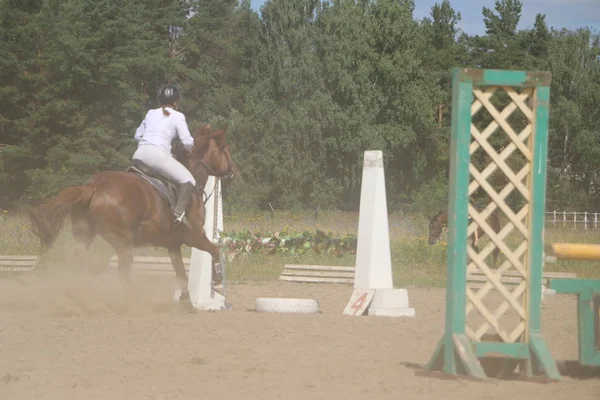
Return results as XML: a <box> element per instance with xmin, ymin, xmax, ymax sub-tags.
<box><xmin>219</xmin><ymin>229</ymin><xmax>357</xmax><ymax>260</ymax></box>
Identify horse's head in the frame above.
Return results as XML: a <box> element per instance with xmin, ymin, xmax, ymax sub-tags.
<box><xmin>427</xmin><ymin>211</ymin><xmax>447</xmax><ymax>245</ymax></box>
<box><xmin>184</xmin><ymin>124</ymin><xmax>240</xmax><ymax>188</ymax></box>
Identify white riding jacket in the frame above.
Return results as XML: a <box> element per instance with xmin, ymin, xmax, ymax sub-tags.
<box><xmin>134</xmin><ymin>107</ymin><xmax>194</xmax><ymax>154</ymax></box>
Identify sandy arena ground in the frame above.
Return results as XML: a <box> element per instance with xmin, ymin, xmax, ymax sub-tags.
<box><xmin>0</xmin><ymin>269</ymin><xmax>599</xmax><ymax>400</ymax></box>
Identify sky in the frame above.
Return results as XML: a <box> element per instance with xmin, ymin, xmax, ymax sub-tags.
<box><xmin>249</xmin><ymin>0</ymin><xmax>600</xmax><ymax>36</ymax></box>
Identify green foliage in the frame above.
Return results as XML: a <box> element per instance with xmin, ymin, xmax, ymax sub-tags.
<box><xmin>409</xmin><ymin>176</ymin><xmax>449</xmax><ymax>217</ymax></box>
<box><xmin>4</xmin><ymin>210</ymin><xmax>599</xmax><ymax>287</ymax></box>
<box><xmin>219</xmin><ymin>228</ymin><xmax>358</xmax><ymax>258</ymax></box>
<box><xmin>0</xmin><ymin>0</ymin><xmax>599</xmax><ymax>213</ymax></box>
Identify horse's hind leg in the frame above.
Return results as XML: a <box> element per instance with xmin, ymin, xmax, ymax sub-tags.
<box><xmin>115</xmin><ymin>245</ymin><xmax>134</xmax><ymax>284</ymax></box>
<box><xmin>101</xmin><ymin>232</ymin><xmax>134</xmax><ymax>284</ymax></box>
<box><xmin>71</xmin><ymin>212</ymin><xmax>96</xmax><ymax>270</ymax></box>
<box><xmin>100</xmin><ymin>236</ymin><xmax>135</xmax><ymax>308</ymax></box>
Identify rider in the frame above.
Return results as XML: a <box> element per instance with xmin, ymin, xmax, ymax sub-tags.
<box><xmin>132</xmin><ymin>84</ymin><xmax>195</xmax><ymax>227</ymax></box>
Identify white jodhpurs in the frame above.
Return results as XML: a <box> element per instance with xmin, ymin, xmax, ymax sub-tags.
<box><xmin>132</xmin><ymin>144</ymin><xmax>196</xmax><ymax>185</ymax></box>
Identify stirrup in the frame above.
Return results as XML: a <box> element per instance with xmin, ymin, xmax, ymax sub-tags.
<box><xmin>173</xmin><ymin>212</ymin><xmax>190</xmax><ymax>229</ymax></box>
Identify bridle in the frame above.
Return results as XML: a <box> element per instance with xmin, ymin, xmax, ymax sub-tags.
<box><xmin>196</xmin><ymin>148</ymin><xmax>235</xmax><ymax>181</ymax></box>
<box><xmin>193</xmin><ymin>143</ymin><xmax>235</xmax><ymax>205</ymax></box>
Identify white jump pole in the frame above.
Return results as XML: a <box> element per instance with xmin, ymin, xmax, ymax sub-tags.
<box><xmin>343</xmin><ymin>151</ymin><xmax>415</xmax><ymax>317</ymax></box>
<box><xmin>177</xmin><ymin>175</ymin><xmax>229</xmax><ymax>310</ymax></box>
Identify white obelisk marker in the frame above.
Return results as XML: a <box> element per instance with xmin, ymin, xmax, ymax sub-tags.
<box><xmin>176</xmin><ymin>175</ymin><xmax>228</xmax><ymax>311</ymax></box>
<box><xmin>354</xmin><ymin>151</ymin><xmax>394</xmax><ymax>289</ymax></box>
<box><xmin>343</xmin><ymin>151</ymin><xmax>415</xmax><ymax>317</ymax></box>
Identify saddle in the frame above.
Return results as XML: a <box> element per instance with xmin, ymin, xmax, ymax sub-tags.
<box><xmin>126</xmin><ymin>159</ymin><xmax>179</xmax><ymax>211</ymax></box>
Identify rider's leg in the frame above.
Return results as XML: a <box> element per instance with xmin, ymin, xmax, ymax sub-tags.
<box><xmin>132</xmin><ymin>144</ymin><xmax>196</xmax><ymax>225</ymax></box>
<box><xmin>172</xmin><ymin>181</ymin><xmax>195</xmax><ymax>226</ymax></box>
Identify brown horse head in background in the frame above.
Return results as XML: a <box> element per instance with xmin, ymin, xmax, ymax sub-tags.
<box><xmin>27</xmin><ymin>124</ymin><xmax>240</xmax><ymax>307</ymax></box>
<box><xmin>427</xmin><ymin>209</ymin><xmax>501</xmax><ymax>263</ymax></box>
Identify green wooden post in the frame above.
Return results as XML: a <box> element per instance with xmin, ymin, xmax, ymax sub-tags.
<box><xmin>548</xmin><ymin>278</ymin><xmax>600</xmax><ymax>366</ymax></box>
<box><xmin>425</xmin><ymin>68</ymin><xmax>486</xmax><ymax>378</ymax></box>
<box><xmin>425</xmin><ymin>68</ymin><xmax>559</xmax><ymax>380</ymax></box>
<box><xmin>526</xmin><ymin>84</ymin><xmax>561</xmax><ymax>378</ymax></box>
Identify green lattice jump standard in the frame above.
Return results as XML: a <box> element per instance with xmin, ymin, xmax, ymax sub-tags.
<box><xmin>425</xmin><ymin>68</ymin><xmax>559</xmax><ymax>380</ymax></box>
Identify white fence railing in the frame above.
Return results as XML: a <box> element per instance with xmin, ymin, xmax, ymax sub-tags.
<box><xmin>545</xmin><ymin>211</ymin><xmax>600</xmax><ymax>230</ymax></box>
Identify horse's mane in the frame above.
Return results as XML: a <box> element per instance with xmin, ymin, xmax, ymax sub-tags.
<box><xmin>171</xmin><ymin>124</ymin><xmax>227</xmax><ymax>163</ymax></box>
<box><xmin>191</xmin><ymin>124</ymin><xmax>227</xmax><ymax>152</ymax></box>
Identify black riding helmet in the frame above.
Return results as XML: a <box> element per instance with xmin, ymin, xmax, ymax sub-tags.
<box><xmin>157</xmin><ymin>84</ymin><xmax>180</xmax><ymax>106</ymax></box>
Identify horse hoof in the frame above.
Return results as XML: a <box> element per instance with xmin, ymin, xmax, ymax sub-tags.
<box><xmin>178</xmin><ymin>292</ymin><xmax>195</xmax><ymax>313</ymax></box>
<box><xmin>179</xmin><ymin>289</ymin><xmax>190</xmax><ymax>302</ymax></box>
<box><xmin>212</xmin><ymin>285</ymin><xmax>224</xmax><ymax>296</ymax></box>
<box><xmin>179</xmin><ymin>300</ymin><xmax>196</xmax><ymax>313</ymax></box>
<box><xmin>212</xmin><ymin>274</ymin><xmax>223</xmax><ymax>287</ymax></box>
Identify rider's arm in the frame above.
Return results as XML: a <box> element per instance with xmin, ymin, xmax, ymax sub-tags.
<box><xmin>174</xmin><ymin>113</ymin><xmax>194</xmax><ymax>151</ymax></box>
<box><xmin>134</xmin><ymin>119</ymin><xmax>146</xmax><ymax>141</ymax></box>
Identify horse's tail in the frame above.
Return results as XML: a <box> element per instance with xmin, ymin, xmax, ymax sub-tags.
<box><xmin>26</xmin><ymin>185</ymin><xmax>95</xmax><ymax>248</ymax></box>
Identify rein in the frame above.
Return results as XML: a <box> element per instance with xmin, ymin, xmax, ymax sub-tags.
<box><xmin>202</xmin><ymin>176</ymin><xmax>218</xmax><ymax>205</ymax></box>
<box><xmin>195</xmin><ymin>159</ymin><xmax>229</xmax><ymax>206</ymax></box>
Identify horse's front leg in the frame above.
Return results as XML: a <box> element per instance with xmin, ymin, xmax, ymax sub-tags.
<box><xmin>184</xmin><ymin>201</ymin><xmax>224</xmax><ymax>290</ymax></box>
<box><xmin>185</xmin><ymin>229</ymin><xmax>223</xmax><ymax>289</ymax></box>
<box><xmin>471</xmin><ymin>238</ymin><xmax>479</xmax><ymax>253</ymax></box>
<box><xmin>492</xmin><ymin>247</ymin><xmax>499</xmax><ymax>263</ymax></box>
<box><xmin>167</xmin><ymin>246</ymin><xmax>192</xmax><ymax>304</ymax></box>
<box><xmin>199</xmin><ymin>235</ymin><xmax>223</xmax><ymax>288</ymax></box>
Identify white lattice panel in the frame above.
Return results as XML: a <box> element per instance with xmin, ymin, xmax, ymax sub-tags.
<box><xmin>464</xmin><ymin>86</ymin><xmax>535</xmax><ymax>343</ymax></box>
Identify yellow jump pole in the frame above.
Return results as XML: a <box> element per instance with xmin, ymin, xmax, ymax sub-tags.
<box><xmin>549</xmin><ymin>243</ymin><xmax>600</xmax><ymax>261</ymax></box>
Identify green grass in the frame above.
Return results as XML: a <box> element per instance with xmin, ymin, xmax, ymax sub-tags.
<box><xmin>1</xmin><ymin>209</ymin><xmax>599</xmax><ymax>287</ymax></box>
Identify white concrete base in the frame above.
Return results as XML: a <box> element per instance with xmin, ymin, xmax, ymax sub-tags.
<box><xmin>174</xmin><ymin>287</ymin><xmax>230</xmax><ymax>311</ymax></box>
<box><xmin>181</xmin><ymin>247</ymin><xmax>230</xmax><ymax>311</ymax></box>
<box><xmin>366</xmin><ymin>288</ymin><xmax>415</xmax><ymax>317</ymax></box>
<box><xmin>368</xmin><ymin>307</ymin><xmax>416</xmax><ymax>317</ymax></box>
<box><xmin>255</xmin><ymin>298</ymin><xmax>319</xmax><ymax>314</ymax></box>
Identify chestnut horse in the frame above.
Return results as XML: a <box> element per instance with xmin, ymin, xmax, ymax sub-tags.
<box><xmin>427</xmin><ymin>209</ymin><xmax>501</xmax><ymax>263</ymax></box>
<box><xmin>27</xmin><ymin>124</ymin><xmax>239</xmax><ymax>306</ymax></box>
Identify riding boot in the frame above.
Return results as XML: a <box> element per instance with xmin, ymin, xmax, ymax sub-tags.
<box><xmin>173</xmin><ymin>182</ymin><xmax>195</xmax><ymax>228</ymax></box>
